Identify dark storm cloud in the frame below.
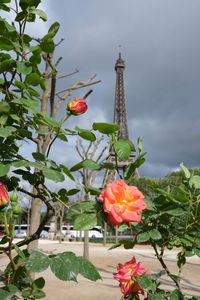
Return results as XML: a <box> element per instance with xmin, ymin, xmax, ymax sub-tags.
<box><xmin>42</xmin><ymin>0</ymin><xmax>200</xmax><ymax>177</ymax></box>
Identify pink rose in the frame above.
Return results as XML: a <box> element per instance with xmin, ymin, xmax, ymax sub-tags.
<box><xmin>113</xmin><ymin>257</ymin><xmax>149</xmax><ymax>296</ymax></box>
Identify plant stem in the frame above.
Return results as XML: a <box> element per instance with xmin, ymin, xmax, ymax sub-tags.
<box><xmin>152</xmin><ymin>243</ymin><xmax>182</xmax><ymax>293</ymax></box>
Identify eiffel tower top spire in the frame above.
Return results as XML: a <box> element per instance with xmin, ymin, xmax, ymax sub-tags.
<box><xmin>113</xmin><ymin>52</ymin><xmax>129</xmax><ymax>140</ymax></box>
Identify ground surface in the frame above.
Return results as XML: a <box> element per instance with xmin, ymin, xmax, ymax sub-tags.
<box><xmin>1</xmin><ymin>240</ymin><xmax>200</xmax><ymax>300</ymax></box>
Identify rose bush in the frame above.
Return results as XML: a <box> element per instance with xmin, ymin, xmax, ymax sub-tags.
<box><xmin>1</xmin><ymin>1</ymin><xmax>200</xmax><ymax>300</ymax></box>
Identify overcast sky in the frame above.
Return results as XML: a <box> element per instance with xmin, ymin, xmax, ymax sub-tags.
<box><xmin>24</xmin><ymin>0</ymin><xmax>200</xmax><ymax>178</ymax></box>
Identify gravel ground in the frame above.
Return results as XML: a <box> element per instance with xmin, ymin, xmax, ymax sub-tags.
<box><xmin>1</xmin><ymin>240</ymin><xmax>200</xmax><ymax>300</ymax></box>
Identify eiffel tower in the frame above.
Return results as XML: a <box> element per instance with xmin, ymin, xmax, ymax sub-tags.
<box><xmin>104</xmin><ymin>53</ymin><xmax>135</xmax><ymax>184</ymax></box>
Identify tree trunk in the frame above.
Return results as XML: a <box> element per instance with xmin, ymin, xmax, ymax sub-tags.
<box><xmin>83</xmin><ymin>230</ymin><xmax>89</xmax><ymax>260</ymax></box>
<box><xmin>115</xmin><ymin>226</ymin><xmax>118</xmax><ymax>244</ymax></box>
<box><xmin>28</xmin><ymin>192</ymin><xmax>41</xmax><ymax>251</ymax></box>
<box><xmin>28</xmin><ymin>58</ymin><xmax>50</xmax><ymax>252</ymax></box>
<box><xmin>103</xmin><ymin>222</ymin><xmax>107</xmax><ymax>246</ymax></box>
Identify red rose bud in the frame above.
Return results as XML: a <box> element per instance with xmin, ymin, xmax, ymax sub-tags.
<box><xmin>0</xmin><ymin>182</ymin><xmax>9</xmax><ymax>207</ymax></box>
<box><xmin>67</xmin><ymin>97</ymin><xmax>88</xmax><ymax>116</ymax></box>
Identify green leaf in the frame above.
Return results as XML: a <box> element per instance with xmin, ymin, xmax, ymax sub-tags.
<box><xmin>32</xmin><ymin>289</ymin><xmax>46</xmax><ymax>299</ymax></box>
<box><xmin>82</xmin><ymin>159</ymin><xmax>100</xmax><ymax>170</ymax></box>
<box><xmin>0</xmin><ymin>0</ymin><xmax>11</xmax><ymax>4</ymax></box>
<box><xmin>0</xmin><ymin>285</ymin><xmax>18</xmax><ymax>300</ymax></box>
<box><xmin>32</xmin><ymin>277</ymin><xmax>45</xmax><ymax>289</ymax></box>
<box><xmin>113</xmin><ymin>139</ymin><xmax>131</xmax><ymax>161</ymax></box>
<box><xmin>136</xmin><ymin>232</ymin><xmax>150</xmax><ymax>243</ymax></box>
<box><xmin>75</xmin><ymin>126</ymin><xmax>96</xmax><ymax>142</ymax></box>
<box><xmin>27</xmin><ymin>87</ymin><xmax>40</xmax><ymax>97</ymax></box>
<box><xmin>194</xmin><ymin>248</ymin><xmax>200</xmax><ymax>257</ymax></box>
<box><xmin>0</xmin><ymin>236</ymin><xmax>10</xmax><ymax>244</ymax></box>
<box><xmin>25</xmin><ymin>73</ymin><xmax>41</xmax><ymax>86</ymax></box>
<box><xmin>43</xmin><ymin>168</ymin><xmax>65</xmax><ymax>183</ymax></box>
<box><xmin>12</xmin><ymin>98</ymin><xmax>39</xmax><ymax>113</ymax></box>
<box><xmin>124</xmin><ymin>154</ymin><xmax>145</xmax><ymax>180</ymax></box>
<box><xmin>149</xmin><ymin>229</ymin><xmax>162</xmax><ymax>241</ymax></box>
<box><xmin>14</xmin><ymin>244</ymin><xmax>26</xmax><ymax>259</ymax></box>
<box><xmin>50</xmin><ymin>252</ymin><xmax>78</xmax><ymax>281</ymax></box>
<box><xmin>189</xmin><ymin>175</ymin><xmax>200</xmax><ymax>189</ymax></box>
<box><xmin>73</xmin><ymin>213</ymin><xmax>97</xmax><ymax>230</ymax></box>
<box><xmin>0</xmin><ymin>101</ymin><xmax>10</xmax><ymax>113</ymax></box>
<box><xmin>48</xmin><ymin>22</ymin><xmax>60</xmax><ymax>38</ymax></box>
<box><xmin>0</xmin><ymin>3</ymin><xmax>10</xmax><ymax>11</ymax></box>
<box><xmin>77</xmin><ymin>257</ymin><xmax>101</xmax><ymax>281</ymax></box>
<box><xmin>15</xmin><ymin>80</ymin><xmax>26</xmax><ymax>90</ymax></box>
<box><xmin>79</xmin><ymin>201</ymin><xmax>95</xmax><ymax>212</ymax></box>
<box><xmin>148</xmin><ymin>293</ymin><xmax>166</xmax><ymax>300</ymax></box>
<box><xmin>137</xmin><ymin>137</ymin><xmax>143</xmax><ymax>154</ymax></box>
<box><xmin>17</xmin><ymin>61</ymin><xmax>32</xmax><ymax>75</ymax></box>
<box><xmin>0</xmin><ymin>163</ymin><xmax>10</xmax><ymax>177</ymax></box>
<box><xmin>70</xmin><ymin>161</ymin><xmax>84</xmax><ymax>172</ymax></box>
<box><xmin>40</xmin><ymin>39</ymin><xmax>55</xmax><ymax>53</ymax></box>
<box><xmin>67</xmin><ymin>189</ymin><xmax>80</xmax><ymax>196</ymax></box>
<box><xmin>39</xmin><ymin>115</ymin><xmax>59</xmax><ymax>128</ymax></box>
<box><xmin>60</xmin><ymin>164</ymin><xmax>75</xmax><ymax>181</ymax></box>
<box><xmin>180</xmin><ymin>162</ymin><xmax>190</xmax><ymax>179</ymax></box>
<box><xmin>22</xmin><ymin>290</ymin><xmax>32</xmax><ymax>298</ymax></box>
<box><xmin>164</xmin><ymin>207</ymin><xmax>185</xmax><ymax>216</ymax></box>
<box><xmin>26</xmin><ymin>251</ymin><xmax>49</xmax><ymax>273</ymax></box>
<box><xmin>92</xmin><ymin>122</ymin><xmax>119</xmax><ymax>134</ymax></box>
<box><xmin>0</xmin><ymin>37</ymin><xmax>14</xmax><ymax>50</ymax></box>
<box><xmin>0</xmin><ymin>58</ymin><xmax>16</xmax><ymax>73</ymax></box>
<box><xmin>0</xmin><ymin>115</ymin><xmax>8</xmax><ymax>125</ymax></box>
<box><xmin>137</xmin><ymin>275</ymin><xmax>155</xmax><ymax>290</ymax></box>
<box><xmin>31</xmin><ymin>8</ymin><xmax>47</xmax><ymax>21</ymax></box>
<box><xmin>70</xmin><ymin>159</ymin><xmax>100</xmax><ymax>172</ymax></box>
<box><xmin>57</xmin><ymin>133</ymin><xmax>68</xmax><ymax>142</ymax></box>
<box><xmin>32</xmin><ymin>152</ymin><xmax>46</xmax><ymax>161</ymax></box>
<box><xmin>0</xmin><ymin>126</ymin><xmax>17</xmax><ymax>137</ymax></box>
<box><xmin>85</xmin><ymin>186</ymin><xmax>101</xmax><ymax>196</ymax></box>
<box><xmin>19</xmin><ymin>0</ymin><xmax>41</xmax><ymax>10</ymax></box>
<box><xmin>144</xmin><ymin>199</ymin><xmax>156</xmax><ymax>211</ymax></box>
<box><xmin>0</xmin><ymin>289</ymin><xmax>11</xmax><ymax>299</ymax></box>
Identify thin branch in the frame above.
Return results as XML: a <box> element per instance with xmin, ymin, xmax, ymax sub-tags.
<box><xmin>15</xmin><ymin>0</ymin><xmax>18</xmax><ymax>13</ymax></box>
<box><xmin>50</xmin><ymin>71</ymin><xmax>57</xmax><ymax>118</ymax></box>
<box><xmin>88</xmin><ymin>136</ymin><xmax>104</xmax><ymax>159</ymax></box>
<box><xmin>76</xmin><ymin>140</ymin><xmax>85</xmax><ymax>160</ymax></box>
<box><xmin>58</xmin><ymin>69</ymin><xmax>79</xmax><ymax>79</ymax></box>
<box><xmin>96</xmin><ymin>146</ymin><xmax>107</xmax><ymax>163</ymax></box>
<box><xmin>55</xmin><ymin>56</ymin><xmax>63</xmax><ymax>67</ymax></box>
<box><xmin>83</xmin><ymin>89</ymin><xmax>93</xmax><ymax>99</ymax></box>
<box><xmin>78</xmin><ymin>139</ymin><xmax>88</xmax><ymax>157</ymax></box>
<box><xmin>55</xmin><ymin>38</ymin><xmax>64</xmax><ymax>47</ymax></box>
<box><xmin>29</xmin><ymin>137</ymin><xmax>40</xmax><ymax>144</ymax></box>
<box><xmin>152</xmin><ymin>243</ymin><xmax>182</xmax><ymax>292</ymax></box>
<box><xmin>17</xmin><ymin>187</ymin><xmax>41</xmax><ymax>199</ymax></box>
<box><xmin>56</xmin><ymin>79</ymin><xmax>100</xmax><ymax>96</ymax></box>
<box><xmin>54</xmin><ymin>78</ymin><xmax>100</xmax><ymax>114</ymax></box>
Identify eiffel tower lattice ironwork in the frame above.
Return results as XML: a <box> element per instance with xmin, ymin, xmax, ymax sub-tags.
<box><xmin>103</xmin><ymin>53</ymin><xmax>135</xmax><ymax>184</ymax></box>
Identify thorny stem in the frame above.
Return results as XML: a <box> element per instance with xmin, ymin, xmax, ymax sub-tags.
<box><xmin>152</xmin><ymin>242</ymin><xmax>183</xmax><ymax>293</ymax></box>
